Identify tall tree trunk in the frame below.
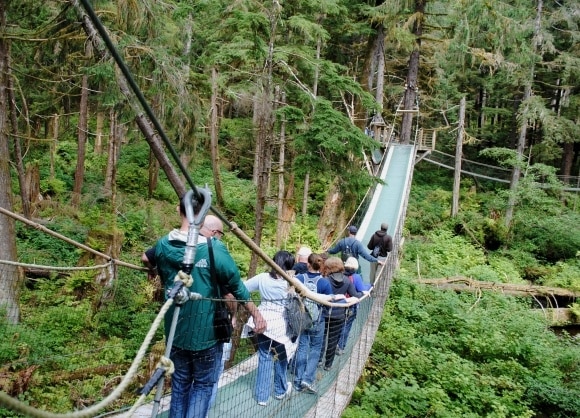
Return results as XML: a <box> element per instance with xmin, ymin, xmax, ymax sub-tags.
<box><xmin>0</xmin><ymin>0</ymin><xmax>20</xmax><ymax>324</ymax></box>
<box><xmin>374</xmin><ymin>25</ymin><xmax>386</xmax><ymax>111</ymax></box>
<box><xmin>210</xmin><ymin>67</ymin><xmax>224</xmax><ymax>207</ymax></box>
<box><xmin>276</xmin><ymin>92</ymin><xmax>286</xmax><ymax>247</ymax></box>
<box><xmin>50</xmin><ymin>114</ymin><xmax>58</xmax><ymax>179</ymax></box>
<box><xmin>6</xmin><ymin>48</ymin><xmax>30</xmax><ymax>219</ymax></box>
<box><xmin>248</xmin><ymin>2</ymin><xmax>279</xmax><ymax>276</ymax></box>
<box><xmin>177</xmin><ymin>13</ymin><xmax>194</xmax><ymax>146</ymax></box>
<box><xmin>72</xmin><ymin>73</ymin><xmax>89</xmax><ymax>208</ymax></box>
<box><xmin>400</xmin><ymin>0</ymin><xmax>425</xmax><ymax>144</ymax></box>
<box><xmin>104</xmin><ymin>108</ymin><xmax>119</xmax><ymax>196</ymax></box>
<box><xmin>301</xmin><ymin>32</ymin><xmax>325</xmax><ymax>218</ymax></box>
<box><xmin>249</xmin><ymin>87</ymin><xmax>274</xmax><ymax>276</ymax></box>
<box><xmin>302</xmin><ymin>171</ymin><xmax>309</xmax><ymax>218</ymax></box>
<box><xmin>148</xmin><ymin>148</ymin><xmax>159</xmax><ymax>198</ymax></box>
<box><xmin>560</xmin><ymin>141</ymin><xmax>574</xmax><ymax>182</ymax></box>
<box><xmin>505</xmin><ymin>0</ymin><xmax>543</xmax><ymax>228</ymax></box>
<box><xmin>452</xmin><ymin>97</ymin><xmax>466</xmax><ymax>217</ymax></box>
<box><xmin>477</xmin><ymin>87</ymin><xmax>487</xmax><ymax>129</ymax></box>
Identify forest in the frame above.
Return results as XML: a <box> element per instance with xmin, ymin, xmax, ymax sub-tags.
<box><xmin>0</xmin><ymin>0</ymin><xmax>579</xmax><ymax>417</ymax></box>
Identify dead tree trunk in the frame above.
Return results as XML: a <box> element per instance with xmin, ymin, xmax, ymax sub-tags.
<box><xmin>72</xmin><ymin>73</ymin><xmax>89</xmax><ymax>208</ymax></box>
<box><xmin>6</xmin><ymin>50</ymin><xmax>30</xmax><ymax>219</ymax></box>
<box><xmin>210</xmin><ymin>67</ymin><xmax>224</xmax><ymax>207</ymax></box>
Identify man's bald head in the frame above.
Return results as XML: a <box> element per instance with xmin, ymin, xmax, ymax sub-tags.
<box><xmin>202</xmin><ymin>215</ymin><xmax>225</xmax><ymax>239</ymax></box>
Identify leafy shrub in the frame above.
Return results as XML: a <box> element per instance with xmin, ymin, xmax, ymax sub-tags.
<box><xmin>511</xmin><ymin>210</ymin><xmax>580</xmax><ymax>262</ymax></box>
<box><xmin>402</xmin><ymin>230</ymin><xmax>486</xmax><ymax>278</ymax></box>
<box><xmin>346</xmin><ymin>278</ymin><xmax>580</xmax><ymax>418</ymax></box>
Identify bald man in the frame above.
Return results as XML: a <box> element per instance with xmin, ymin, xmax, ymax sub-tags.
<box><xmin>200</xmin><ymin>214</ymin><xmax>226</xmax><ymax>240</ymax></box>
<box><xmin>141</xmin><ymin>198</ymin><xmax>265</xmax><ymax>418</ymax></box>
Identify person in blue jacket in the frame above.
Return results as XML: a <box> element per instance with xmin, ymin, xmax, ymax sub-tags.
<box><xmin>327</xmin><ymin>225</ymin><xmax>384</xmax><ymax>273</ymax></box>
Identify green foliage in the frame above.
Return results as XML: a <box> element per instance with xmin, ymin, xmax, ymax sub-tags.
<box><xmin>508</xmin><ymin>195</ymin><xmax>580</xmax><ymax>260</ymax></box>
<box><xmin>345</xmin><ymin>278</ymin><xmax>580</xmax><ymax>417</ymax></box>
<box><xmin>401</xmin><ymin>230</ymin><xmax>487</xmax><ymax>278</ymax></box>
<box><xmin>15</xmin><ymin>221</ymin><xmax>86</xmax><ymax>266</ymax></box>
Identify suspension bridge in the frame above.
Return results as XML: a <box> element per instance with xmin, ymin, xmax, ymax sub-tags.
<box><xmin>1</xmin><ymin>1</ymin><xmax>578</xmax><ymax>415</ymax></box>
<box><xmin>2</xmin><ymin>135</ymin><xmax>577</xmax><ymax>417</ymax></box>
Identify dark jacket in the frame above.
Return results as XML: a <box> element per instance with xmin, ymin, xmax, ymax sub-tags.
<box><xmin>326</xmin><ymin>273</ymin><xmax>363</xmax><ymax>319</ymax></box>
<box><xmin>367</xmin><ymin>230</ymin><xmax>393</xmax><ymax>257</ymax></box>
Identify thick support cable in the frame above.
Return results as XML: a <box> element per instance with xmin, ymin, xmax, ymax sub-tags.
<box><xmin>0</xmin><ymin>206</ymin><xmax>144</xmax><ymax>271</ymax></box>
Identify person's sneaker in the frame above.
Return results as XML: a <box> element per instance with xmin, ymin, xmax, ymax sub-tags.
<box><xmin>336</xmin><ymin>347</ymin><xmax>344</xmax><ymax>356</ymax></box>
<box><xmin>323</xmin><ymin>365</ymin><xmax>331</xmax><ymax>371</ymax></box>
<box><xmin>301</xmin><ymin>381</ymin><xmax>318</xmax><ymax>394</ymax></box>
<box><xmin>258</xmin><ymin>401</ymin><xmax>267</xmax><ymax>406</ymax></box>
<box><xmin>293</xmin><ymin>382</ymin><xmax>303</xmax><ymax>392</ymax></box>
<box><xmin>275</xmin><ymin>382</ymin><xmax>292</xmax><ymax>400</ymax></box>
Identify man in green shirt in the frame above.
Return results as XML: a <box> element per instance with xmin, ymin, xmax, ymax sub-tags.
<box><xmin>142</xmin><ymin>195</ymin><xmax>265</xmax><ymax>418</ymax></box>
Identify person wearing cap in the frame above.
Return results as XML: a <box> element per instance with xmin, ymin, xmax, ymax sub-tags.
<box><xmin>337</xmin><ymin>257</ymin><xmax>372</xmax><ymax>355</ymax></box>
<box><xmin>320</xmin><ymin>257</ymin><xmax>369</xmax><ymax>371</ymax></box>
<box><xmin>292</xmin><ymin>246</ymin><xmax>312</xmax><ymax>275</ymax></box>
<box><xmin>327</xmin><ymin>225</ymin><xmax>384</xmax><ymax>272</ymax></box>
<box><xmin>366</xmin><ymin>223</ymin><xmax>393</xmax><ymax>285</ymax></box>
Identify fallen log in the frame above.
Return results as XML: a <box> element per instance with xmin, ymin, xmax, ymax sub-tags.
<box><xmin>417</xmin><ymin>276</ymin><xmax>580</xmax><ymax>299</ymax></box>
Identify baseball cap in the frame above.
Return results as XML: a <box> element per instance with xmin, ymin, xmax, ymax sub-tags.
<box><xmin>381</xmin><ymin>223</ymin><xmax>388</xmax><ymax>231</ymax></box>
<box><xmin>348</xmin><ymin>225</ymin><xmax>358</xmax><ymax>234</ymax></box>
<box><xmin>297</xmin><ymin>246</ymin><xmax>312</xmax><ymax>257</ymax></box>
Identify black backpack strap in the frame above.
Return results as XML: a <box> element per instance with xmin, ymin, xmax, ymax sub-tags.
<box><xmin>207</xmin><ymin>238</ymin><xmax>223</xmax><ymax>298</ymax></box>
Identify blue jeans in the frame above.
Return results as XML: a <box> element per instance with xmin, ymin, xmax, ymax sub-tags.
<box><xmin>338</xmin><ymin>307</ymin><xmax>357</xmax><ymax>350</ymax></box>
<box><xmin>293</xmin><ymin>319</ymin><xmax>324</xmax><ymax>387</ymax></box>
<box><xmin>169</xmin><ymin>343</ymin><xmax>223</xmax><ymax>418</ymax></box>
<box><xmin>208</xmin><ymin>342</ymin><xmax>231</xmax><ymax>415</ymax></box>
<box><xmin>255</xmin><ymin>333</ymin><xmax>289</xmax><ymax>403</ymax></box>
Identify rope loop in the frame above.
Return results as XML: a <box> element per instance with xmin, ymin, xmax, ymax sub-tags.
<box><xmin>176</xmin><ymin>270</ymin><xmax>194</xmax><ymax>287</ymax></box>
<box><xmin>159</xmin><ymin>356</ymin><xmax>175</xmax><ymax>376</ymax></box>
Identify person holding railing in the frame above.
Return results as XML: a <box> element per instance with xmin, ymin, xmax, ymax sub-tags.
<box><xmin>320</xmin><ymin>257</ymin><xmax>369</xmax><ymax>371</ymax></box>
<box><xmin>142</xmin><ymin>196</ymin><xmax>266</xmax><ymax>418</ymax></box>
<box><xmin>293</xmin><ymin>253</ymin><xmax>344</xmax><ymax>394</ymax></box>
<box><xmin>337</xmin><ymin>257</ymin><xmax>372</xmax><ymax>356</ymax></box>
<box><xmin>242</xmin><ymin>250</ymin><xmax>296</xmax><ymax>406</ymax></box>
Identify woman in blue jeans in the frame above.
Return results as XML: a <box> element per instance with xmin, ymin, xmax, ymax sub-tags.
<box><xmin>243</xmin><ymin>250</ymin><xmax>296</xmax><ymax>406</ymax></box>
<box><xmin>292</xmin><ymin>253</ymin><xmax>343</xmax><ymax>393</ymax></box>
